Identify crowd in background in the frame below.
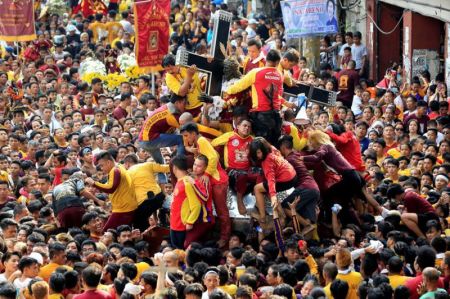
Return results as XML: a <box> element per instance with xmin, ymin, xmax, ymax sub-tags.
<box><xmin>0</xmin><ymin>0</ymin><xmax>447</xmax><ymax>299</ymax></box>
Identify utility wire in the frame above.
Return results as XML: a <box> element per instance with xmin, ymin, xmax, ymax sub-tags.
<box><xmin>367</xmin><ymin>10</ymin><xmax>407</xmax><ymax>35</ymax></box>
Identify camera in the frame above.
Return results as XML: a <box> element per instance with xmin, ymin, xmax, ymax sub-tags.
<box><xmin>199</xmin><ymin>94</ymin><xmax>214</xmax><ymax>104</ymax></box>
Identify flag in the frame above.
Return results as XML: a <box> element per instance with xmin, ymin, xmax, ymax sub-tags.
<box><xmin>0</xmin><ymin>0</ymin><xmax>36</xmax><ymax>42</ymax></box>
<box><xmin>134</xmin><ymin>0</ymin><xmax>170</xmax><ymax>70</ymax></box>
<box><xmin>80</xmin><ymin>0</ymin><xmax>107</xmax><ymax>18</ymax></box>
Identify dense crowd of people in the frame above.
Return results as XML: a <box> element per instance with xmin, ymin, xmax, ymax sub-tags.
<box><xmin>0</xmin><ymin>0</ymin><xmax>448</xmax><ymax>299</ymax></box>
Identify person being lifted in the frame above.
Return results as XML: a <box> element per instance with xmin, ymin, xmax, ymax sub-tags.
<box><xmin>180</xmin><ymin>122</ymin><xmax>230</xmax><ymax>248</ymax></box>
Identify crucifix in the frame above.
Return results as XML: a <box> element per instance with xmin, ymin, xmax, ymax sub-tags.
<box><xmin>175</xmin><ymin>10</ymin><xmax>232</xmax><ymax>96</ymax></box>
<box><xmin>283</xmin><ymin>83</ymin><xmax>338</xmax><ymax>107</ymax></box>
<box><xmin>148</xmin><ymin>263</ymin><xmax>179</xmax><ymax>293</ymax></box>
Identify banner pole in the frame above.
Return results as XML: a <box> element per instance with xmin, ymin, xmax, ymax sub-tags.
<box><xmin>151</xmin><ymin>72</ymin><xmax>155</xmax><ymax>95</ymax></box>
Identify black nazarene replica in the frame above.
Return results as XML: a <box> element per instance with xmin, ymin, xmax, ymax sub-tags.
<box><xmin>176</xmin><ymin>10</ymin><xmax>232</xmax><ymax>96</ymax></box>
<box><xmin>284</xmin><ymin>84</ymin><xmax>337</xmax><ymax>107</ymax></box>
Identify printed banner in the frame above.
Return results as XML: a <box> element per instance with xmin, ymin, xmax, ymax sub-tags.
<box><xmin>281</xmin><ymin>0</ymin><xmax>338</xmax><ymax>38</ymax></box>
<box><xmin>134</xmin><ymin>0</ymin><xmax>170</xmax><ymax>69</ymax></box>
<box><xmin>0</xmin><ymin>0</ymin><xmax>36</xmax><ymax>42</ymax></box>
<box><xmin>80</xmin><ymin>0</ymin><xmax>108</xmax><ymax>18</ymax></box>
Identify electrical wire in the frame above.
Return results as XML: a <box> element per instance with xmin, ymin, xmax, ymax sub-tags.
<box><xmin>338</xmin><ymin>0</ymin><xmax>361</xmax><ymax>10</ymax></box>
<box><xmin>367</xmin><ymin>10</ymin><xmax>407</xmax><ymax>35</ymax></box>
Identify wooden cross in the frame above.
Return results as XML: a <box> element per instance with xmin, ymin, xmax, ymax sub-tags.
<box><xmin>175</xmin><ymin>10</ymin><xmax>232</xmax><ymax>96</ymax></box>
<box><xmin>283</xmin><ymin>83</ymin><xmax>338</xmax><ymax>107</ymax></box>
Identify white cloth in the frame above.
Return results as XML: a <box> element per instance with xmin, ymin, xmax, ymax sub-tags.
<box><xmin>13</xmin><ymin>278</ymin><xmax>31</xmax><ymax>291</ymax></box>
<box><xmin>351</xmin><ymin>43</ymin><xmax>368</xmax><ymax>69</ymax></box>
<box><xmin>351</xmin><ymin>95</ymin><xmax>363</xmax><ymax>116</ymax></box>
<box><xmin>338</xmin><ymin>42</ymin><xmax>352</xmax><ymax>57</ymax></box>
<box><xmin>120</xmin><ymin>20</ymin><xmax>134</xmax><ymax>35</ymax></box>
<box><xmin>245</xmin><ymin>27</ymin><xmax>256</xmax><ymax>39</ymax></box>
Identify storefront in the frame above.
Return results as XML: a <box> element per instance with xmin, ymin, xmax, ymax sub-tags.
<box><xmin>366</xmin><ymin>0</ymin><xmax>449</xmax><ymax>84</ymax></box>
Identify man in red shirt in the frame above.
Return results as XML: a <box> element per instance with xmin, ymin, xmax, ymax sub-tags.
<box><xmin>387</xmin><ymin>184</ymin><xmax>438</xmax><ymax>238</ymax></box>
<box><xmin>327</xmin><ymin>122</ymin><xmax>365</xmax><ymax>172</ymax></box>
<box><xmin>242</xmin><ymin>39</ymin><xmax>266</xmax><ymax>74</ymax></box>
<box><xmin>112</xmin><ymin>93</ymin><xmax>131</xmax><ymax>125</ymax></box>
<box><xmin>227</xmin><ymin>49</ymin><xmax>284</xmax><ymax>146</ymax></box>
<box><xmin>74</xmin><ymin>266</ymin><xmax>112</xmax><ymax>299</ymax></box>
<box><xmin>211</xmin><ymin>118</ymin><xmax>260</xmax><ymax>215</ymax></box>
<box><xmin>404</xmin><ymin>246</ymin><xmax>444</xmax><ymax>299</ymax></box>
<box><xmin>337</xmin><ymin>60</ymin><xmax>359</xmax><ymax>108</ymax></box>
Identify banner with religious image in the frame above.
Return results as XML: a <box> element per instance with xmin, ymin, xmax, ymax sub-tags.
<box><xmin>80</xmin><ymin>0</ymin><xmax>107</xmax><ymax>18</ymax></box>
<box><xmin>281</xmin><ymin>0</ymin><xmax>338</xmax><ymax>38</ymax></box>
<box><xmin>134</xmin><ymin>0</ymin><xmax>170</xmax><ymax>69</ymax></box>
<box><xmin>0</xmin><ymin>0</ymin><xmax>36</xmax><ymax>42</ymax></box>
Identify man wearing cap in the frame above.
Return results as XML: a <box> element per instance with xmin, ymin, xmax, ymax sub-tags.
<box><xmin>52</xmin><ymin>169</ymin><xmax>99</xmax><ymax>229</ymax></box>
<box><xmin>138</xmin><ymin>94</ymin><xmax>186</xmax><ymax>179</ymax></box>
<box><xmin>162</xmin><ymin>54</ymin><xmax>202</xmax><ymax>116</ymax></box>
<box><xmin>79</xmin><ymin>147</ymin><xmax>96</xmax><ymax>177</ymax></box>
<box><xmin>246</xmin><ymin>19</ymin><xmax>258</xmax><ymax>39</ymax></box>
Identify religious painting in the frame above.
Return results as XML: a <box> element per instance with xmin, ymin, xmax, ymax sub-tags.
<box><xmin>148</xmin><ymin>31</ymin><xmax>158</xmax><ymax>52</ymax></box>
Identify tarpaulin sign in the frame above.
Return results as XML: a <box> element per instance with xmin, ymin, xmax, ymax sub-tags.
<box><xmin>0</xmin><ymin>0</ymin><xmax>36</xmax><ymax>42</ymax></box>
<box><xmin>281</xmin><ymin>0</ymin><xmax>338</xmax><ymax>38</ymax></box>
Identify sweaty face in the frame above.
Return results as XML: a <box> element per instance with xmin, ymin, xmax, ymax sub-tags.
<box><xmin>237</xmin><ymin>120</ymin><xmax>251</xmax><ymax>137</ymax></box>
<box><xmin>192</xmin><ymin>159</ymin><xmax>207</xmax><ymax>176</ymax></box>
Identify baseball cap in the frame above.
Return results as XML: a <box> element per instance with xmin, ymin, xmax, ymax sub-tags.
<box><xmin>79</xmin><ymin>147</ymin><xmax>92</xmax><ymax>157</ymax></box>
<box><xmin>29</xmin><ymin>252</ymin><xmax>44</xmax><ymax>265</ymax></box>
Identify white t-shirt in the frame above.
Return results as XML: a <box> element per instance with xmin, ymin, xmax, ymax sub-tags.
<box><xmin>351</xmin><ymin>95</ymin><xmax>363</xmax><ymax>116</ymax></box>
<box><xmin>351</xmin><ymin>44</ymin><xmax>368</xmax><ymax>69</ymax></box>
<box><xmin>245</xmin><ymin>27</ymin><xmax>256</xmax><ymax>39</ymax></box>
<box><xmin>14</xmin><ymin>277</ymin><xmax>31</xmax><ymax>291</ymax></box>
<box><xmin>338</xmin><ymin>42</ymin><xmax>352</xmax><ymax>57</ymax></box>
<box><xmin>120</xmin><ymin>20</ymin><xmax>134</xmax><ymax>35</ymax></box>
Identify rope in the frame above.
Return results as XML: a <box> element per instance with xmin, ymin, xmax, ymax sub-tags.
<box><xmin>367</xmin><ymin>10</ymin><xmax>406</xmax><ymax>35</ymax></box>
